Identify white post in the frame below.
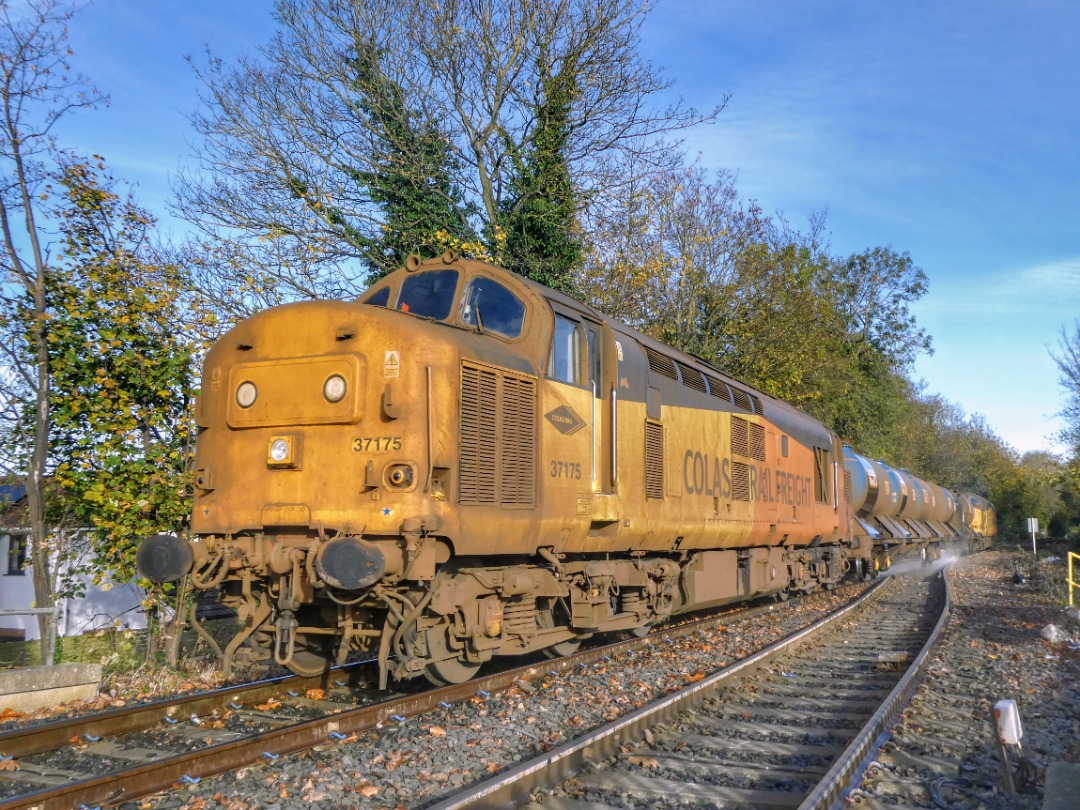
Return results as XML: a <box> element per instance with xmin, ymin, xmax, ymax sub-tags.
<box><xmin>1027</xmin><ymin>517</ymin><xmax>1038</xmax><ymax>555</ymax></box>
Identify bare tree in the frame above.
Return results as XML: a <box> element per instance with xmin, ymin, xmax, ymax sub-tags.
<box><xmin>1052</xmin><ymin>322</ymin><xmax>1080</xmax><ymax>461</ymax></box>
<box><xmin>175</xmin><ymin>0</ymin><xmax>722</xmax><ymax>308</ymax></box>
<box><xmin>0</xmin><ymin>0</ymin><xmax>104</xmax><ymax>659</ymax></box>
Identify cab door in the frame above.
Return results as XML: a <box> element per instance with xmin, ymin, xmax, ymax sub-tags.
<box><xmin>541</xmin><ymin>308</ymin><xmax>592</xmax><ymax>537</ymax></box>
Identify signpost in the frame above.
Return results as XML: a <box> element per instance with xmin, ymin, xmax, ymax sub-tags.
<box><xmin>1027</xmin><ymin>517</ymin><xmax>1039</xmax><ymax>555</ymax></box>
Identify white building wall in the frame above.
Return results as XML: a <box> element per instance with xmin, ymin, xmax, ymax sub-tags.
<box><xmin>0</xmin><ymin>531</ymin><xmax>148</xmax><ymax>641</ymax></box>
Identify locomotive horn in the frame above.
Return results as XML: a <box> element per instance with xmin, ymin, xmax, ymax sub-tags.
<box><xmin>136</xmin><ymin>534</ymin><xmax>195</xmax><ymax>583</ymax></box>
<box><xmin>316</xmin><ymin>536</ymin><xmax>386</xmax><ymax>590</ymax></box>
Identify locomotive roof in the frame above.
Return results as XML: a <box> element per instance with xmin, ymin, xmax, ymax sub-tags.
<box><xmin>372</xmin><ymin>254</ymin><xmax>836</xmax><ymax>450</ymax></box>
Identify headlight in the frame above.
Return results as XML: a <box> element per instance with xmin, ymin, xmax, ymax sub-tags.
<box><xmin>269</xmin><ymin>438</ymin><xmax>291</xmax><ymax>463</ymax></box>
<box><xmin>236</xmin><ymin>381</ymin><xmax>258</xmax><ymax>408</ymax></box>
<box><xmin>323</xmin><ymin>374</ymin><xmax>347</xmax><ymax>403</ymax></box>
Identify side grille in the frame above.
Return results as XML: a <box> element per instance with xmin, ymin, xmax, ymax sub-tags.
<box><xmin>749</xmin><ymin>423</ymin><xmax>766</xmax><ymax>461</ymax></box>
<box><xmin>643</xmin><ymin>346</ymin><xmax>678</xmax><ymax>380</ymax></box>
<box><xmin>645</xmin><ymin>421</ymin><xmax>664</xmax><ymax>499</ymax></box>
<box><xmin>732</xmin><ymin>461</ymin><xmax>751</xmax><ymax>501</ymax></box>
<box><xmin>731</xmin><ymin>386</ymin><xmax>753</xmax><ymax>412</ymax></box>
<box><xmin>731</xmin><ymin>416</ymin><xmax>749</xmax><ymax>457</ymax></box>
<box><xmin>500</xmin><ymin>375</ymin><xmax>537</xmax><ymax>505</ymax></box>
<box><xmin>459</xmin><ymin>362</ymin><xmax>537</xmax><ymax>506</ymax></box>
<box><xmin>676</xmin><ymin>361</ymin><xmax>707</xmax><ymax>394</ymax></box>
<box><xmin>706</xmin><ymin>375</ymin><xmax>732</xmax><ymax>403</ymax></box>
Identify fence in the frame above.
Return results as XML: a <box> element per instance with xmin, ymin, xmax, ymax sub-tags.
<box><xmin>0</xmin><ymin>606</ymin><xmax>59</xmax><ymax>666</ymax></box>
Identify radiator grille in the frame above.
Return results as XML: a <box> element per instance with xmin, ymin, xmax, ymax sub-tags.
<box><xmin>645</xmin><ymin>421</ymin><xmax>664</xmax><ymax>499</ymax></box>
<box><xmin>706</xmin><ymin>375</ymin><xmax>732</xmax><ymax>403</ymax></box>
<box><xmin>676</xmin><ymin>361</ymin><xmax>707</xmax><ymax>394</ymax></box>
<box><xmin>643</xmin><ymin>346</ymin><xmax>678</xmax><ymax>380</ymax></box>
<box><xmin>749</xmin><ymin>423</ymin><xmax>766</xmax><ymax>461</ymax></box>
<box><xmin>731</xmin><ymin>386</ymin><xmax>753</xmax><ymax>412</ymax></box>
<box><xmin>459</xmin><ymin>362</ymin><xmax>536</xmax><ymax>506</ymax></box>
<box><xmin>500</xmin><ymin>375</ymin><xmax>537</xmax><ymax>505</ymax></box>
<box><xmin>731</xmin><ymin>416</ymin><xmax>749</xmax><ymax>457</ymax></box>
<box><xmin>732</xmin><ymin>461</ymin><xmax>751</xmax><ymax>501</ymax></box>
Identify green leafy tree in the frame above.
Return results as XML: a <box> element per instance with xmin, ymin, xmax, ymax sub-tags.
<box><xmin>46</xmin><ymin>160</ymin><xmax>196</xmax><ymax>582</ymax></box>
<box><xmin>499</xmin><ymin>55</ymin><xmax>582</xmax><ymax>291</ymax></box>
<box><xmin>0</xmin><ymin>0</ymin><xmax>104</xmax><ymax>659</ymax></box>
<box><xmin>342</xmin><ymin>41</ymin><xmax>476</xmax><ymax>279</ymax></box>
<box><xmin>45</xmin><ymin>160</ymin><xmax>199</xmax><ymax>664</ymax></box>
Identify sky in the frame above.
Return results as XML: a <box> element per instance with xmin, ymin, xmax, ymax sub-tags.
<box><xmin>57</xmin><ymin>0</ymin><xmax>1080</xmax><ymax>456</ymax></box>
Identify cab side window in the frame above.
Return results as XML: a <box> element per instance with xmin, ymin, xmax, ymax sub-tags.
<box><xmin>461</xmin><ymin>276</ymin><xmax>526</xmax><ymax>338</ymax></box>
<box><xmin>548</xmin><ymin>313</ymin><xmax>582</xmax><ymax>385</ymax></box>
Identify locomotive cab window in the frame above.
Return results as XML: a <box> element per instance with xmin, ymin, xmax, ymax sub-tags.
<box><xmin>362</xmin><ymin>286</ymin><xmax>391</xmax><ymax>307</ymax></box>
<box><xmin>548</xmin><ymin>312</ymin><xmax>583</xmax><ymax>385</ymax></box>
<box><xmin>460</xmin><ymin>276</ymin><xmax>526</xmax><ymax>338</ymax></box>
<box><xmin>396</xmin><ymin>269</ymin><xmax>459</xmax><ymax>320</ymax></box>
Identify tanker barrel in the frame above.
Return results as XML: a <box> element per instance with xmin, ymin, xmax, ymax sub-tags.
<box><xmin>842</xmin><ymin>447</ymin><xmax>871</xmax><ymax>513</ymax></box>
<box><xmin>136</xmin><ymin>534</ymin><xmax>195</xmax><ymax>583</ymax></box>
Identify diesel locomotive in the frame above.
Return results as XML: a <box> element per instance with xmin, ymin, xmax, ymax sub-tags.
<box><xmin>137</xmin><ymin>253</ymin><xmax>995</xmax><ymax>686</ymax></box>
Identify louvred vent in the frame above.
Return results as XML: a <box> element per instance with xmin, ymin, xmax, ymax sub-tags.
<box><xmin>732</xmin><ymin>461</ymin><xmax>751</xmax><ymax>501</ymax></box>
<box><xmin>643</xmin><ymin>346</ymin><xmax>678</xmax><ymax>380</ymax></box>
<box><xmin>676</xmin><ymin>361</ymin><xmax>707</xmax><ymax>394</ymax></box>
<box><xmin>459</xmin><ymin>362</ymin><xmax>537</xmax><ymax>506</ymax></box>
<box><xmin>749</xmin><ymin>423</ymin><xmax>766</xmax><ymax>461</ymax></box>
<box><xmin>645</xmin><ymin>421</ymin><xmax>664</xmax><ymax>499</ymax></box>
<box><xmin>731</xmin><ymin>387</ymin><xmax>753</xmax><ymax>412</ymax></box>
<box><xmin>732</xmin><ymin>416</ymin><xmax>749</xmax><ymax>457</ymax></box>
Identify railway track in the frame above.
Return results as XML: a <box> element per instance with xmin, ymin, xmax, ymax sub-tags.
<box><xmin>424</xmin><ymin>569</ymin><xmax>950</xmax><ymax>810</ymax></box>
<box><xmin>0</xmin><ymin>589</ymin><xmax>862</xmax><ymax>810</ymax></box>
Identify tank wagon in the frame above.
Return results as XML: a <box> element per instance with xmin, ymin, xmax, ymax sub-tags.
<box><xmin>138</xmin><ymin>253</ymin><xmax>994</xmax><ymax>686</ymax></box>
<box><xmin>842</xmin><ymin>449</ymin><xmax>994</xmax><ymax>569</ymax></box>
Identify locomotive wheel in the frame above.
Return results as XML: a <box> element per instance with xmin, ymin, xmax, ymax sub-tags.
<box><xmin>537</xmin><ymin>597</ymin><xmax>584</xmax><ymax>658</ymax></box>
<box><xmin>541</xmin><ymin>638</ymin><xmax>582</xmax><ymax>659</ymax></box>
<box><xmin>421</xmin><ymin>625</ymin><xmax>481</xmax><ymax>686</ymax></box>
<box><xmin>286</xmin><ymin>633</ymin><xmax>332</xmax><ymax>678</ymax></box>
<box><xmin>424</xmin><ymin>656</ymin><xmax>481</xmax><ymax>686</ymax></box>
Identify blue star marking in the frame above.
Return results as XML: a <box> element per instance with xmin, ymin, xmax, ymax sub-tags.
<box><xmin>383</xmin><ymin>507</ymin><xmax>392</xmax><ymax>517</ymax></box>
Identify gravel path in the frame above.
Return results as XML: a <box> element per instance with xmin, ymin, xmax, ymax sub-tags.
<box><xmin>852</xmin><ymin>549</ymin><xmax>1080</xmax><ymax>809</ymax></box>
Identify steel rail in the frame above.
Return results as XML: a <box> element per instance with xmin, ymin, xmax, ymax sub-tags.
<box><xmin>799</xmin><ymin>570</ymin><xmax>952</xmax><ymax>810</ymax></box>
<box><xmin>0</xmin><ymin>662</ymin><xmax>375</xmax><ymax>760</ymax></box>
<box><xmin>422</xmin><ymin>576</ymin><xmax>895</xmax><ymax>810</ymax></box>
<box><xmin>0</xmin><ymin>589</ymin><xmax>848</xmax><ymax>810</ymax></box>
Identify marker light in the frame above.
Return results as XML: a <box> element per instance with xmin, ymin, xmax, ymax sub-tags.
<box><xmin>236</xmin><ymin>381</ymin><xmax>258</xmax><ymax>408</ymax></box>
<box><xmin>323</xmin><ymin>374</ymin><xmax>347</xmax><ymax>403</ymax></box>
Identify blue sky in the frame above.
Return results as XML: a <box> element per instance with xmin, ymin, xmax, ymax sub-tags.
<box><xmin>60</xmin><ymin>0</ymin><xmax>1078</xmax><ymax>456</ymax></box>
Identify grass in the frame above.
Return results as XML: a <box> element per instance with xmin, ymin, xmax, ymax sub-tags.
<box><xmin>0</xmin><ymin>617</ymin><xmax>237</xmax><ymax>699</ymax></box>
